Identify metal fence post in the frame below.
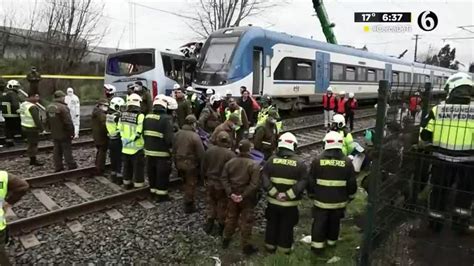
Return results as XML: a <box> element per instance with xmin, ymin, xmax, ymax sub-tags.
<box><xmin>359</xmin><ymin>80</ymin><xmax>390</xmax><ymax>265</ymax></box>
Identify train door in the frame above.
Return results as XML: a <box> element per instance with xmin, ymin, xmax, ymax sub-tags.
<box><xmin>252</xmin><ymin>47</ymin><xmax>264</xmax><ymax>95</ymax></box>
<box><xmin>315</xmin><ymin>51</ymin><xmax>330</xmax><ymax>93</ymax></box>
<box><xmin>385</xmin><ymin>64</ymin><xmax>392</xmax><ymax>82</ymax></box>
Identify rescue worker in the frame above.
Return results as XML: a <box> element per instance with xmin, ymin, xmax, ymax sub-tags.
<box><xmin>104</xmin><ymin>84</ymin><xmax>116</xmax><ymax>100</ymax></box>
<box><xmin>144</xmin><ymin>95</ymin><xmax>174</xmax><ymax>201</ymax></box>
<box><xmin>135</xmin><ymin>81</ymin><xmax>153</xmax><ymax>114</ymax></box>
<box><xmin>64</xmin><ymin>87</ymin><xmax>80</xmax><ymax>139</ymax></box>
<box><xmin>1</xmin><ymin>80</ymin><xmax>22</xmax><ymax>147</ymax></box>
<box><xmin>221</xmin><ymin>140</ymin><xmax>261</xmax><ymax>255</ymax></box>
<box><xmin>0</xmin><ymin>170</ymin><xmax>30</xmax><ymax>265</ymax></box>
<box><xmin>335</xmin><ymin>91</ymin><xmax>346</xmax><ymax>116</ymax></box>
<box><xmin>126</xmin><ymin>83</ymin><xmax>135</xmax><ymax>101</ymax></box>
<box><xmin>174</xmin><ymin>87</ymin><xmax>192</xmax><ymax>128</ymax></box>
<box><xmin>225</xmin><ymin>98</ymin><xmax>249</xmax><ymax>148</ymax></box>
<box><xmin>19</xmin><ymin>92</ymin><xmax>44</xmax><ymax>166</ymax></box>
<box><xmin>201</xmin><ymin>131</ymin><xmax>236</xmax><ymax>235</ymax></box>
<box><xmin>173</xmin><ymin>114</ymin><xmax>205</xmax><ymax>213</ymax></box>
<box><xmin>253</xmin><ymin>109</ymin><xmax>279</xmax><ymax>160</ymax></box>
<box><xmin>106</xmin><ymin>97</ymin><xmax>125</xmax><ymax>184</ymax></box>
<box><xmin>262</xmin><ymin>132</ymin><xmax>307</xmax><ymax>254</ymax></box>
<box><xmin>91</xmin><ymin>99</ymin><xmax>109</xmax><ymax>176</ymax></box>
<box><xmin>219</xmin><ymin>90</ymin><xmax>233</xmax><ymax>122</ymax></box>
<box><xmin>46</xmin><ymin>91</ymin><xmax>78</xmax><ymax>172</ymax></box>
<box><xmin>186</xmin><ymin>86</ymin><xmax>199</xmax><ymax>114</ymax></box>
<box><xmin>119</xmin><ymin>93</ymin><xmax>145</xmax><ymax>189</ymax></box>
<box><xmin>256</xmin><ymin>94</ymin><xmax>282</xmax><ymax>133</ymax></box>
<box><xmin>211</xmin><ymin>113</ymin><xmax>239</xmax><ymax>148</ymax></box>
<box><xmin>205</xmin><ymin>88</ymin><xmax>214</xmax><ymax>102</ymax></box>
<box><xmin>409</xmin><ymin>91</ymin><xmax>421</xmax><ymax>118</ymax></box>
<box><xmin>322</xmin><ymin>86</ymin><xmax>336</xmax><ymax>128</ymax></box>
<box><xmin>164</xmin><ymin>95</ymin><xmax>179</xmax><ymax>132</ymax></box>
<box><xmin>330</xmin><ymin>114</ymin><xmax>355</xmax><ymax>156</ymax></box>
<box><xmin>26</xmin><ymin>66</ymin><xmax>41</xmax><ymax>95</ymax></box>
<box><xmin>308</xmin><ymin>131</ymin><xmax>357</xmax><ymax>254</ymax></box>
<box><xmin>345</xmin><ymin>92</ymin><xmax>358</xmax><ymax>131</ymax></box>
<box><xmin>420</xmin><ymin>72</ymin><xmax>473</xmax><ymax>234</ymax></box>
<box><xmin>198</xmin><ymin>94</ymin><xmax>222</xmax><ymax>134</ymax></box>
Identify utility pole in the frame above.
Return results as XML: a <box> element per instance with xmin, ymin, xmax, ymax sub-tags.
<box><xmin>413</xmin><ymin>34</ymin><xmax>421</xmax><ymax>62</ymax></box>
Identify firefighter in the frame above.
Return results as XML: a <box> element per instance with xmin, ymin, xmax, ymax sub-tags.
<box><xmin>256</xmin><ymin>94</ymin><xmax>282</xmax><ymax>133</ymax></box>
<box><xmin>173</xmin><ymin>114</ymin><xmax>205</xmax><ymax>213</ymax></box>
<box><xmin>198</xmin><ymin>94</ymin><xmax>222</xmax><ymax>134</ymax></box>
<box><xmin>345</xmin><ymin>92</ymin><xmax>358</xmax><ymax>131</ymax></box>
<box><xmin>119</xmin><ymin>93</ymin><xmax>145</xmax><ymax>189</ymax></box>
<box><xmin>26</xmin><ymin>66</ymin><xmax>41</xmax><ymax>96</ymax></box>
<box><xmin>0</xmin><ymin>170</ymin><xmax>30</xmax><ymax>265</ymax></box>
<box><xmin>19</xmin><ymin>92</ymin><xmax>44</xmax><ymax>166</ymax></box>
<box><xmin>134</xmin><ymin>81</ymin><xmax>153</xmax><ymax>114</ymax></box>
<box><xmin>1</xmin><ymin>80</ymin><xmax>22</xmax><ymax>147</ymax></box>
<box><xmin>210</xmin><ymin>113</ymin><xmax>239</xmax><ymax>148</ymax></box>
<box><xmin>335</xmin><ymin>91</ymin><xmax>346</xmax><ymax>116</ymax></box>
<box><xmin>221</xmin><ymin>139</ymin><xmax>261</xmax><ymax>255</ymax></box>
<box><xmin>186</xmin><ymin>86</ymin><xmax>199</xmax><ymax>114</ymax></box>
<box><xmin>91</xmin><ymin>99</ymin><xmax>109</xmax><ymax>176</ymax></box>
<box><xmin>65</xmin><ymin>87</ymin><xmax>80</xmax><ymax>139</ymax></box>
<box><xmin>262</xmin><ymin>132</ymin><xmax>307</xmax><ymax>254</ymax></box>
<box><xmin>253</xmin><ymin>109</ymin><xmax>279</xmax><ymax>160</ymax></box>
<box><xmin>104</xmin><ymin>84</ymin><xmax>116</xmax><ymax>100</ymax></box>
<box><xmin>164</xmin><ymin>95</ymin><xmax>179</xmax><ymax>132</ymax></box>
<box><xmin>420</xmin><ymin>72</ymin><xmax>473</xmax><ymax>234</ymax></box>
<box><xmin>330</xmin><ymin>114</ymin><xmax>355</xmax><ymax>156</ymax></box>
<box><xmin>201</xmin><ymin>131</ymin><xmax>236</xmax><ymax>235</ymax></box>
<box><xmin>225</xmin><ymin>98</ymin><xmax>249</xmax><ymax>148</ymax></box>
<box><xmin>322</xmin><ymin>87</ymin><xmax>336</xmax><ymax>128</ymax></box>
<box><xmin>308</xmin><ymin>131</ymin><xmax>357</xmax><ymax>254</ymax></box>
<box><xmin>106</xmin><ymin>97</ymin><xmax>126</xmax><ymax>184</ymax></box>
<box><xmin>174</xmin><ymin>87</ymin><xmax>192</xmax><ymax>128</ymax></box>
<box><xmin>144</xmin><ymin>95</ymin><xmax>174</xmax><ymax>201</ymax></box>
<box><xmin>46</xmin><ymin>91</ymin><xmax>78</xmax><ymax>172</ymax></box>
<box><xmin>409</xmin><ymin>91</ymin><xmax>421</xmax><ymax>118</ymax></box>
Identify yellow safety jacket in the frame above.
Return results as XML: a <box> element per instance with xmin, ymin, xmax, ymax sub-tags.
<box><xmin>0</xmin><ymin>171</ymin><xmax>8</xmax><ymax>231</ymax></box>
<box><xmin>338</xmin><ymin>130</ymin><xmax>354</xmax><ymax>156</ymax></box>
<box><xmin>118</xmin><ymin>111</ymin><xmax>145</xmax><ymax>155</ymax></box>
<box><xmin>257</xmin><ymin>106</ymin><xmax>282</xmax><ymax>133</ymax></box>
<box><xmin>225</xmin><ymin>107</ymin><xmax>243</xmax><ymax>131</ymax></box>
<box><xmin>19</xmin><ymin>101</ymin><xmax>35</xmax><ymax>128</ymax></box>
<box><xmin>106</xmin><ymin>112</ymin><xmax>121</xmax><ymax>139</ymax></box>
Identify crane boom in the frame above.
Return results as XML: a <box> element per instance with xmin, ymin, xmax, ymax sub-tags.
<box><xmin>312</xmin><ymin>0</ymin><xmax>337</xmax><ymax>44</ymax></box>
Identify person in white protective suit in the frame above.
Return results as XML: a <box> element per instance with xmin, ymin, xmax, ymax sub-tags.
<box><xmin>65</xmin><ymin>87</ymin><xmax>80</xmax><ymax>138</ymax></box>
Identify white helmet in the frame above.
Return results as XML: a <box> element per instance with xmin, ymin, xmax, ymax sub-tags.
<box><xmin>173</xmin><ymin>83</ymin><xmax>181</xmax><ymax>90</ymax></box>
<box><xmin>349</xmin><ymin>92</ymin><xmax>355</xmax><ymax>98</ymax></box>
<box><xmin>127</xmin><ymin>93</ymin><xmax>142</xmax><ymax>107</ymax></box>
<box><xmin>110</xmin><ymin>97</ymin><xmax>125</xmax><ymax>111</ymax></box>
<box><xmin>327</xmin><ymin>86</ymin><xmax>333</xmax><ymax>92</ymax></box>
<box><xmin>444</xmin><ymin>72</ymin><xmax>473</xmax><ymax>98</ymax></box>
<box><xmin>323</xmin><ymin>131</ymin><xmax>344</xmax><ymax>150</ymax></box>
<box><xmin>6</xmin><ymin>80</ymin><xmax>20</xmax><ymax>89</ymax></box>
<box><xmin>104</xmin><ymin>84</ymin><xmax>116</xmax><ymax>95</ymax></box>
<box><xmin>278</xmin><ymin>132</ymin><xmax>298</xmax><ymax>151</ymax></box>
<box><xmin>339</xmin><ymin>91</ymin><xmax>346</xmax><ymax>97</ymax></box>
<box><xmin>332</xmin><ymin>114</ymin><xmax>346</xmax><ymax>128</ymax></box>
<box><xmin>210</xmin><ymin>94</ymin><xmax>222</xmax><ymax>105</ymax></box>
<box><xmin>67</xmin><ymin>87</ymin><xmax>74</xmax><ymax>95</ymax></box>
<box><xmin>164</xmin><ymin>96</ymin><xmax>178</xmax><ymax>110</ymax></box>
<box><xmin>206</xmin><ymin>88</ymin><xmax>214</xmax><ymax>95</ymax></box>
<box><xmin>153</xmin><ymin>94</ymin><xmax>167</xmax><ymax>109</ymax></box>
<box><xmin>186</xmin><ymin>86</ymin><xmax>193</xmax><ymax>92</ymax></box>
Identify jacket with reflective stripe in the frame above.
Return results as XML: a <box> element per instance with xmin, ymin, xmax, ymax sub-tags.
<box><xmin>256</xmin><ymin>106</ymin><xmax>282</xmax><ymax>133</ymax></box>
<box><xmin>118</xmin><ymin>111</ymin><xmax>145</xmax><ymax>155</ymax></box>
<box><xmin>143</xmin><ymin>112</ymin><xmax>173</xmax><ymax>157</ymax></box>
<box><xmin>0</xmin><ymin>171</ymin><xmax>8</xmax><ymax>231</ymax></box>
<box><xmin>106</xmin><ymin>111</ymin><xmax>121</xmax><ymax>138</ymax></box>
<box><xmin>262</xmin><ymin>150</ymin><xmax>308</xmax><ymax>207</ymax></box>
<box><xmin>309</xmin><ymin>150</ymin><xmax>357</xmax><ymax>209</ymax></box>
<box><xmin>225</xmin><ymin>107</ymin><xmax>243</xmax><ymax>130</ymax></box>
<box><xmin>19</xmin><ymin>101</ymin><xmax>35</xmax><ymax>128</ymax></box>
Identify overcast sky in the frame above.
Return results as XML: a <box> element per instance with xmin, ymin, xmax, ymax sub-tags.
<box><xmin>2</xmin><ymin>0</ymin><xmax>473</xmax><ymax>70</ymax></box>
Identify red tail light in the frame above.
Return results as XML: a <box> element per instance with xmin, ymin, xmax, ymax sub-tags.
<box><xmin>152</xmin><ymin>80</ymin><xmax>158</xmax><ymax>98</ymax></box>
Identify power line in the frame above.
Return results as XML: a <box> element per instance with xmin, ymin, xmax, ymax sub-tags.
<box><xmin>442</xmin><ymin>36</ymin><xmax>474</xmax><ymax>41</ymax></box>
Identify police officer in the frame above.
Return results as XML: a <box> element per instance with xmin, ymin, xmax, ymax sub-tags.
<box><xmin>198</xmin><ymin>94</ymin><xmax>222</xmax><ymax>134</ymax></box>
<box><xmin>253</xmin><ymin>109</ymin><xmax>279</xmax><ymax>160</ymax></box>
<box><xmin>134</xmin><ymin>81</ymin><xmax>153</xmax><ymax>114</ymax></box>
<box><xmin>106</xmin><ymin>97</ymin><xmax>125</xmax><ymax>184</ymax></box>
<box><xmin>211</xmin><ymin>113</ymin><xmax>239</xmax><ymax>148</ymax></box>
<box><xmin>119</xmin><ymin>93</ymin><xmax>145</xmax><ymax>189</ymax></box>
<box><xmin>322</xmin><ymin>87</ymin><xmax>336</xmax><ymax>128</ymax></box>
<box><xmin>173</xmin><ymin>114</ymin><xmax>205</xmax><ymax>213</ymax></box>
<box><xmin>19</xmin><ymin>92</ymin><xmax>44</xmax><ymax>166</ymax></box>
<box><xmin>225</xmin><ymin>98</ymin><xmax>249</xmax><ymax>147</ymax></box>
<box><xmin>26</xmin><ymin>66</ymin><xmax>41</xmax><ymax>95</ymax></box>
<box><xmin>330</xmin><ymin>114</ymin><xmax>355</xmax><ymax>156</ymax></box>
<box><xmin>0</xmin><ymin>170</ymin><xmax>29</xmax><ymax>265</ymax></box>
<box><xmin>308</xmin><ymin>131</ymin><xmax>357</xmax><ymax>254</ymax></box>
<box><xmin>256</xmin><ymin>94</ymin><xmax>282</xmax><ymax>133</ymax></box>
<box><xmin>1</xmin><ymin>80</ymin><xmax>22</xmax><ymax>147</ymax></box>
<box><xmin>91</xmin><ymin>99</ymin><xmax>109</xmax><ymax>176</ymax></box>
<box><xmin>221</xmin><ymin>140</ymin><xmax>261</xmax><ymax>255</ymax></box>
<box><xmin>201</xmin><ymin>131</ymin><xmax>236</xmax><ymax>235</ymax></box>
<box><xmin>420</xmin><ymin>72</ymin><xmax>473</xmax><ymax>233</ymax></box>
<box><xmin>47</xmin><ymin>91</ymin><xmax>78</xmax><ymax>172</ymax></box>
<box><xmin>144</xmin><ymin>95</ymin><xmax>174</xmax><ymax>201</ymax></box>
<box><xmin>262</xmin><ymin>132</ymin><xmax>307</xmax><ymax>254</ymax></box>
<box><xmin>174</xmin><ymin>87</ymin><xmax>192</xmax><ymax>128</ymax></box>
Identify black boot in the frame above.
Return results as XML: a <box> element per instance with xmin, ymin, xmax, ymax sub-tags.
<box><xmin>184</xmin><ymin>202</ymin><xmax>196</xmax><ymax>214</ymax></box>
<box><xmin>29</xmin><ymin>157</ymin><xmax>44</xmax><ymax>166</ymax></box>
<box><xmin>242</xmin><ymin>244</ymin><xmax>258</xmax><ymax>255</ymax></box>
<box><xmin>114</xmin><ymin>176</ymin><xmax>123</xmax><ymax>185</ymax></box>
<box><xmin>217</xmin><ymin>223</ymin><xmax>225</xmax><ymax>236</ymax></box>
<box><xmin>156</xmin><ymin>195</ymin><xmax>172</xmax><ymax>202</ymax></box>
<box><xmin>222</xmin><ymin>238</ymin><xmax>231</xmax><ymax>249</ymax></box>
<box><xmin>123</xmin><ymin>183</ymin><xmax>133</xmax><ymax>190</ymax></box>
<box><xmin>203</xmin><ymin>219</ymin><xmax>214</xmax><ymax>234</ymax></box>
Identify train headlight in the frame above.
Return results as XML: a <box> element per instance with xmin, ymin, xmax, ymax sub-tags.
<box><xmin>219</xmin><ymin>80</ymin><xmax>227</xmax><ymax>85</ymax></box>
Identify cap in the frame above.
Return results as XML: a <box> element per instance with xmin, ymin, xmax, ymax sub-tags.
<box><xmin>185</xmin><ymin>114</ymin><xmax>197</xmax><ymax>124</ymax></box>
<box><xmin>97</xmin><ymin>98</ymin><xmax>109</xmax><ymax>106</ymax></box>
<box><xmin>217</xmin><ymin>131</ymin><xmax>231</xmax><ymax>145</ymax></box>
<box><xmin>238</xmin><ymin>139</ymin><xmax>252</xmax><ymax>153</ymax></box>
<box><xmin>54</xmin><ymin>90</ymin><xmax>66</xmax><ymax>98</ymax></box>
<box><xmin>228</xmin><ymin>113</ymin><xmax>240</xmax><ymax>124</ymax></box>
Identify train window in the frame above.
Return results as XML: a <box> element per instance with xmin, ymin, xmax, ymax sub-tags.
<box><xmin>274</xmin><ymin>57</ymin><xmax>295</xmax><ymax>80</ymax></box>
<box><xmin>413</xmin><ymin>74</ymin><xmax>420</xmax><ymax>83</ymax></box>
<box><xmin>345</xmin><ymin>66</ymin><xmax>356</xmax><ymax>81</ymax></box>
<box><xmin>392</xmin><ymin>72</ymin><xmax>399</xmax><ymax>83</ymax></box>
<box><xmin>331</xmin><ymin>64</ymin><xmax>344</xmax><ymax>81</ymax></box>
<box><xmin>357</xmin><ymin>67</ymin><xmax>366</xmax><ymax>81</ymax></box>
<box><xmin>295</xmin><ymin>61</ymin><xmax>313</xmax><ymax>80</ymax></box>
<box><xmin>367</xmin><ymin>69</ymin><xmax>376</xmax><ymax>82</ymax></box>
<box><xmin>376</xmin><ymin>69</ymin><xmax>384</xmax><ymax>81</ymax></box>
<box><xmin>425</xmin><ymin>75</ymin><xmax>430</xmax><ymax>82</ymax></box>
<box><xmin>405</xmin><ymin>73</ymin><xmax>411</xmax><ymax>83</ymax></box>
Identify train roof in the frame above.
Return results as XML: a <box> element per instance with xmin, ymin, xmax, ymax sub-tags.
<box><xmin>107</xmin><ymin>48</ymin><xmax>186</xmax><ymax>58</ymax></box>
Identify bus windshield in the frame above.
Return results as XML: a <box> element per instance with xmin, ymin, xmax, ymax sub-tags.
<box><xmin>107</xmin><ymin>52</ymin><xmax>155</xmax><ymax>76</ymax></box>
<box><xmin>200</xmin><ymin>37</ymin><xmax>239</xmax><ymax>72</ymax></box>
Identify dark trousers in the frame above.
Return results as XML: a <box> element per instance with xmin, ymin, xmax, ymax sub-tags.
<box><xmin>176</xmin><ymin>160</ymin><xmax>198</xmax><ymax>204</ymax></box>
<box><xmin>23</xmin><ymin>128</ymin><xmax>39</xmax><ymax>157</ymax></box>
<box><xmin>95</xmin><ymin>143</ymin><xmax>108</xmax><ymax>175</ymax></box>
<box><xmin>429</xmin><ymin>162</ymin><xmax>473</xmax><ymax>232</ymax></box>
<box><xmin>0</xmin><ymin>122</ymin><xmax>5</xmax><ymax>145</ymax></box>
<box><xmin>265</xmin><ymin>204</ymin><xmax>299</xmax><ymax>253</ymax></box>
<box><xmin>206</xmin><ymin>184</ymin><xmax>228</xmax><ymax>224</ymax></box>
<box><xmin>345</xmin><ymin>112</ymin><xmax>354</xmax><ymax>131</ymax></box>
<box><xmin>4</xmin><ymin>117</ymin><xmax>21</xmax><ymax>144</ymax></box>
<box><xmin>223</xmin><ymin>198</ymin><xmax>255</xmax><ymax>248</ymax></box>
<box><xmin>0</xmin><ymin>229</ymin><xmax>10</xmax><ymax>266</ymax></box>
<box><xmin>147</xmin><ymin>156</ymin><xmax>171</xmax><ymax>195</ymax></box>
<box><xmin>123</xmin><ymin>149</ymin><xmax>145</xmax><ymax>187</ymax></box>
<box><xmin>53</xmin><ymin>139</ymin><xmax>77</xmax><ymax>171</ymax></box>
<box><xmin>311</xmin><ymin>207</ymin><xmax>344</xmax><ymax>250</ymax></box>
<box><xmin>108</xmin><ymin>138</ymin><xmax>122</xmax><ymax>176</ymax></box>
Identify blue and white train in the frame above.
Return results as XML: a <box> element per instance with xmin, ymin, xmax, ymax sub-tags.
<box><xmin>192</xmin><ymin>26</ymin><xmax>459</xmax><ymax>110</ymax></box>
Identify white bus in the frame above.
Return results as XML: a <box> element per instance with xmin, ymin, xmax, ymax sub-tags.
<box><xmin>104</xmin><ymin>48</ymin><xmax>196</xmax><ymax>98</ymax></box>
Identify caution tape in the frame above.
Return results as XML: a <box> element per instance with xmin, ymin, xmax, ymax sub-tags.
<box><xmin>1</xmin><ymin>74</ymin><xmax>104</xmax><ymax>80</ymax></box>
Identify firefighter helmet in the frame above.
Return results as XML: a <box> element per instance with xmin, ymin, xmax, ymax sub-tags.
<box><xmin>104</xmin><ymin>84</ymin><xmax>116</xmax><ymax>95</ymax></box>
<box><xmin>323</xmin><ymin>131</ymin><xmax>344</xmax><ymax>150</ymax></box>
<box><xmin>153</xmin><ymin>94</ymin><xmax>168</xmax><ymax>109</ymax></box>
<box><xmin>127</xmin><ymin>93</ymin><xmax>142</xmax><ymax>107</ymax></box>
<box><xmin>110</xmin><ymin>97</ymin><xmax>125</xmax><ymax>111</ymax></box>
<box><xmin>444</xmin><ymin>72</ymin><xmax>473</xmax><ymax>99</ymax></box>
<box><xmin>165</xmin><ymin>96</ymin><xmax>178</xmax><ymax>110</ymax></box>
<box><xmin>6</xmin><ymin>80</ymin><xmax>20</xmax><ymax>89</ymax></box>
<box><xmin>210</xmin><ymin>94</ymin><xmax>222</xmax><ymax>105</ymax></box>
<box><xmin>278</xmin><ymin>132</ymin><xmax>298</xmax><ymax>151</ymax></box>
<box><xmin>332</xmin><ymin>114</ymin><xmax>346</xmax><ymax>128</ymax></box>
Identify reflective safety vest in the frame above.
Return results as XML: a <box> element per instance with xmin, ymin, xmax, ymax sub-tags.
<box><xmin>106</xmin><ymin>112</ymin><xmax>121</xmax><ymax>139</ymax></box>
<box><xmin>143</xmin><ymin>113</ymin><xmax>172</xmax><ymax>157</ymax></box>
<box><xmin>256</xmin><ymin>106</ymin><xmax>282</xmax><ymax>133</ymax></box>
<box><xmin>322</xmin><ymin>94</ymin><xmax>336</xmax><ymax>110</ymax></box>
<box><xmin>225</xmin><ymin>107</ymin><xmax>243</xmax><ymax>131</ymax></box>
<box><xmin>338</xmin><ymin>130</ymin><xmax>354</xmax><ymax>156</ymax></box>
<box><xmin>349</xmin><ymin>99</ymin><xmax>357</xmax><ymax>110</ymax></box>
<box><xmin>19</xmin><ymin>101</ymin><xmax>35</xmax><ymax>128</ymax></box>
<box><xmin>409</xmin><ymin>96</ymin><xmax>421</xmax><ymax>112</ymax></box>
<box><xmin>118</xmin><ymin>111</ymin><xmax>145</xmax><ymax>155</ymax></box>
<box><xmin>0</xmin><ymin>171</ymin><xmax>8</xmax><ymax>231</ymax></box>
<box><xmin>336</xmin><ymin>99</ymin><xmax>346</xmax><ymax>114</ymax></box>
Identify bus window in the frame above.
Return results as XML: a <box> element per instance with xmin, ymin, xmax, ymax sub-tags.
<box><xmin>184</xmin><ymin>61</ymin><xmax>195</xmax><ymax>85</ymax></box>
<box><xmin>162</xmin><ymin>55</ymin><xmax>172</xmax><ymax>77</ymax></box>
<box><xmin>173</xmin><ymin>59</ymin><xmax>184</xmax><ymax>85</ymax></box>
<box><xmin>107</xmin><ymin>52</ymin><xmax>154</xmax><ymax>76</ymax></box>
